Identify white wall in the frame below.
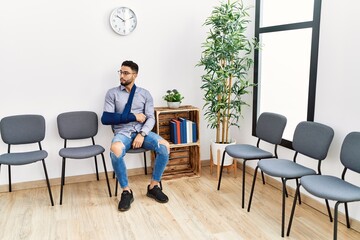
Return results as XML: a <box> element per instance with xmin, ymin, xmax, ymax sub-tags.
<box><xmin>1</xmin><ymin>0</ymin><xmax>360</xmax><ymax>222</ymax></box>
<box><xmin>0</xmin><ymin>0</ymin><xmax>220</xmax><ymax>183</ymax></box>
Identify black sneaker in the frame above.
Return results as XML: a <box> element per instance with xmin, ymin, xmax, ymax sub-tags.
<box><xmin>146</xmin><ymin>185</ymin><xmax>169</xmax><ymax>203</ymax></box>
<box><xmin>118</xmin><ymin>190</ymin><xmax>134</xmax><ymax>211</ymax></box>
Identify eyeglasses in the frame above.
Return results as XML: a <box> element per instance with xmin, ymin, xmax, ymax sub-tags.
<box><xmin>117</xmin><ymin>70</ymin><xmax>135</xmax><ymax>76</ymax></box>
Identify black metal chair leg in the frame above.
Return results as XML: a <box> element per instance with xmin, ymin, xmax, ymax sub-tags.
<box><xmin>8</xmin><ymin>165</ymin><xmax>11</xmax><ymax>192</ymax></box>
<box><xmin>334</xmin><ymin>202</ymin><xmax>340</xmax><ymax>240</ymax></box>
<box><xmin>282</xmin><ymin>178</ymin><xmax>288</xmax><ymax>198</ymax></box>
<box><xmin>101</xmin><ymin>153</ymin><xmax>112</xmax><ymax>197</ymax></box>
<box><xmin>247</xmin><ymin>166</ymin><xmax>259</xmax><ymax>212</ymax></box>
<box><xmin>325</xmin><ymin>199</ymin><xmax>333</xmax><ymax>222</ymax></box>
<box><xmin>216</xmin><ymin>151</ymin><xmax>227</xmax><ymax>190</ymax></box>
<box><xmin>260</xmin><ymin>170</ymin><xmax>266</xmax><ymax>184</ymax></box>
<box><xmin>242</xmin><ymin>160</ymin><xmax>248</xmax><ymax>209</ymax></box>
<box><xmin>42</xmin><ymin>160</ymin><xmax>54</xmax><ymax>206</ymax></box>
<box><xmin>94</xmin><ymin>156</ymin><xmax>99</xmax><ymax>181</ymax></box>
<box><xmin>296</xmin><ymin>178</ymin><xmax>301</xmax><ymax>204</ymax></box>
<box><xmin>281</xmin><ymin>181</ymin><xmax>286</xmax><ymax>237</ymax></box>
<box><xmin>286</xmin><ymin>184</ymin><xmax>300</xmax><ymax>236</ymax></box>
<box><xmin>115</xmin><ymin>178</ymin><xmax>118</xmax><ymax>196</ymax></box>
<box><xmin>344</xmin><ymin>202</ymin><xmax>350</xmax><ymax>228</ymax></box>
<box><xmin>143</xmin><ymin>152</ymin><xmax>147</xmax><ymax>175</ymax></box>
<box><xmin>59</xmin><ymin>158</ymin><xmax>66</xmax><ymax>205</ymax></box>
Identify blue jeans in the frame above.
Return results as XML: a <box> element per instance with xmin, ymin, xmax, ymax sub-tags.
<box><xmin>110</xmin><ymin>132</ymin><xmax>169</xmax><ymax>188</ymax></box>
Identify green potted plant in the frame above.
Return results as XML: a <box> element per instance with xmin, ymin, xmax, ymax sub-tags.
<box><xmin>163</xmin><ymin>89</ymin><xmax>184</xmax><ymax>108</ymax></box>
<box><xmin>197</xmin><ymin>0</ymin><xmax>258</xmax><ymax>165</ymax></box>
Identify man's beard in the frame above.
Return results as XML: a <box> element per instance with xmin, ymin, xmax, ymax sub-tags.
<box><xmin>120</xmin><ymin>79</ymin><xmax>132</xmax><ymax>86</ymax></box>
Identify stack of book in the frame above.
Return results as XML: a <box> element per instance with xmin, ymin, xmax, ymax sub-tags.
<box><xmin>169</xmin><ymin>117</ymin><xmax>197</xmax><ymax>144</ymax></box>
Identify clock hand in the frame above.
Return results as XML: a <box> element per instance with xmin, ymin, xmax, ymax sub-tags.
<box><xmin>125</xmin><ymin>16</ymin><xmax>134</xmax><ymax>21</ymax></box>
<box><xmin>116</xmin><ymin>15</ymin><xmax>125</xmax><ymax>22</ymax></box>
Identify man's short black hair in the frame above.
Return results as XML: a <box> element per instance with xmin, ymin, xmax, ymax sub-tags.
<box><xmin>122</xmin><ymin>60</ymin><xmax>139</xmax><ymax>73</ymax></box>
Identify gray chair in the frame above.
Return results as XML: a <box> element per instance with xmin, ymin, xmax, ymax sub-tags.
<box><xmin>287</xmin><ymin>131</ymin><xmax>360</xmax><ymax>240</ymax></box>
<box><xmin>247</xmin><ymin>121</ymin><xmax>334</xmax><ymax>237</ymax></box>
<box><xmin>57</xmin><ymin>111</ymin><xmax>112</xmax><ymax>205</ymax></box>
<box><xmin>217</xmin><ymin>112</ymin><xmax>287</xmax><ymax>208</ymax></box>
<box><xmin>0</xmin><ymin>114</ymin><xmax>54</xmax><ymax>206</ymax></box>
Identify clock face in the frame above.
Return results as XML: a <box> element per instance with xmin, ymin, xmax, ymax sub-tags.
<box><xmin>110</xmin><ymin>7</ymin><xmax>137</xmax><ymax>36</ymax></box>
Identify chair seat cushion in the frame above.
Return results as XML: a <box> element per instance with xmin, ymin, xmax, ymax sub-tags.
<box><xmin>59</xmin><ymin>145</ymin><xmax>105</xmax><ymax>159</ymax></box>
<box><xmin>225</xmin><ymin>144</ymin><xmax>273</xmax><ymax>159</ymax></box>
<box><xmin>301</xmin><ymin>175</ymin><xmax>360</xmax><ymax>202</ymax></box>
<box><xmin>127</xmin><ymin>148</ymin><xmax>147</xmax><ymax>154</ymax></box>
<box><xmin>258</xmin><ymin>159</ymin><xmax>316</xmax><ymax>178</ymax></box>
<box><xmin>0</xmin><ymin>150</ymin><xmax>48</xmax><ymax>165</ymax></box>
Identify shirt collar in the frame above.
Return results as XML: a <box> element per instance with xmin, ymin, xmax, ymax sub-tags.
<box><xmin>119</xmin><ymin>84</ymin><xmax>137</xmax><ymax>93</ymax></box>
<box><xmin>119</xmin><ymin>85</ymin><xmax>127</xmax><ymax>91</ymax></box>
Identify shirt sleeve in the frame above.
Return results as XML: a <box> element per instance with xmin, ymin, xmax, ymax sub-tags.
<box><xmin>103</xmin><ymin>89</ymin><xmax>115</xmax><ymax>112</ymax></box>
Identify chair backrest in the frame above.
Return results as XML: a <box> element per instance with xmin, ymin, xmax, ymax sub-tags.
<box><xmin>0</xmin><ymin>114</ymin><xmax>45</xmax><ymax>145</ymax></box>
<box><xmin>57</xmin><ymin>111</ymin><xmax>98</xmax><ymax>140</ymax></box>
<box><xmin>292</xmin><ymin>121</ymin><xmax>334</xmax><ymax>161</ymax></box>
<box><xmin>340</xmin><ymin>132</ymin><xmax>360</xmax><ymax>174</ymax></box>
<box><xmin>256</xmin><ymin>112</ymin><xmax>287</xmax><ymax>144</ymax></box>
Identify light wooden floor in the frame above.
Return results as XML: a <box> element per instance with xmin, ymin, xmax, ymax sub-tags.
<box><xmin>1</xmin><ymin>166</ymin><xmax>359</xmax><ymax>240</ymax></box>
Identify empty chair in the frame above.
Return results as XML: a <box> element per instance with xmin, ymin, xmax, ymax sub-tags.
<box><xmin>287</xmin><ymin>131</ymin><xmax>360</xmax><ymax>240</ymax></box>
<box><xmin>0</xmin><ymin>114</ymin><xmax>54</xmax><ymax>206</ymax></box>
<box><xmin>217</xmin><ymin>112</ymin><xmax>287</xmax><ymax>208</ymax></box>
<box><xmin>247</xmin><ymin>121</ymin><xmax>334</xmax><ymax>237</ymax></box>
<box><xmin>57</xmin><ymin>111</ymin><xmax>112</xmax><ymax>205</ymax></box>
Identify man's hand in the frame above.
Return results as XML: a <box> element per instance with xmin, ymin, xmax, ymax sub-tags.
<box><xmin>134</xmin><ymin>113</ymin><xmax>146</xmax><ymax>123</ymax></box>
<box><xmin>132</xmin><ymin>134</ymin><xmax>144</xmax><ymax>149</ymax></box>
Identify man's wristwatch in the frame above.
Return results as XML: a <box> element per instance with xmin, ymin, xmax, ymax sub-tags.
<box><xmin>139</xmin><ymin>131</ymin><xmax>147</xmax><ymax>137</ymax></box>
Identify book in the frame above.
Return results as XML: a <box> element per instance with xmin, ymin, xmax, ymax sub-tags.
<box><xmin>178</xmin><ymin>117</ymin><xmax>187</xmax><ymax>143</ymax></box>
<box><xmin>171</xmin><ymin>118</ymin><xmax>181</xmax><ymax>144</ymax></box>
<box><xmin>169</xmin><ymin>120</ymin><xmax>178</xmax><ymax>144</ymax></box>
<box><xmin>192</xmin><ymin>121</ymin><xmax>197</xmax><ymax>142</ymax></box>
<box><xmin>186</xmin><ymin>119</ymin><xmax>193</xmax><ymax>143</ymax></box>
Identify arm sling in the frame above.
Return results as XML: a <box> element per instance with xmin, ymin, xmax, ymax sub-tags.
<box><xmin>101</xmin><ymin>85</ymin><xmax>137</xmax><ymax>125</ymax></box>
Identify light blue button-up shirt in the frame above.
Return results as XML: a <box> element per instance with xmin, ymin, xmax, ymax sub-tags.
<box><xmin>103</xmin><ymin>85</ymin><xmax>155</xmax><ymax>138</ymax></box>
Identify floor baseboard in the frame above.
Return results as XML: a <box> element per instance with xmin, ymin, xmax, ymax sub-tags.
<box><xmin>0</xmin><ymin>166</ymin><xmax>149</xmax><ymax>193</ymax></box>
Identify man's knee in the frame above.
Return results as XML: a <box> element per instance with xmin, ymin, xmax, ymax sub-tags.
<box><xmin>158</xmin><ymin>139</ymin><xmax>170</xmax><ymax>154</ymax></box>
<box><xmin>111</xmin><ymin>142</ymin><xmax>125</xmax><ymax>157</ymax></box>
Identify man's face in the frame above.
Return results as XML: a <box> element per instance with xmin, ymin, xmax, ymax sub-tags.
<box><xmin>119</xmin><ymin>66</ymin><xmax>137</xmax><ymax>86</ymax></box>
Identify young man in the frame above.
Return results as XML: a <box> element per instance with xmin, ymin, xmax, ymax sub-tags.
<box><xmin>101</xmin><ymin>60</ymin><xmax>170</xmax><ymax>211</ymax></box>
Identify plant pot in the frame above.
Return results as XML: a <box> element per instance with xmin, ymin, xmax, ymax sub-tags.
<box><xmin>211</xmin><ymin>140</ymin><xmax>236</xmax><ymax>166</ymax></box>
<box><xmin>167</xmin><ymin>102</ymin><xmax>181</xmax><ymax>109</ymax></box>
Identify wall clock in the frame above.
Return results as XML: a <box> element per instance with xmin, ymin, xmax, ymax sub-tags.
<box><xmin>109</xmin><ymin>7</ymin><xmax>137</xmax><ymax>36</ymax></box>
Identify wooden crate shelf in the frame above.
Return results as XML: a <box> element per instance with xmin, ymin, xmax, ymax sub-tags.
<box><xmin>152</xmin><ymin>105</ymin><xmax>201</xmax><ymax>180</ymax></box>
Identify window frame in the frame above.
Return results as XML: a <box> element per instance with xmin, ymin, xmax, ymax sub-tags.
<box><xmin>252</xmin><ymin>0</ymin><xmax>322</xmax><ymax>149</ymax></box>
